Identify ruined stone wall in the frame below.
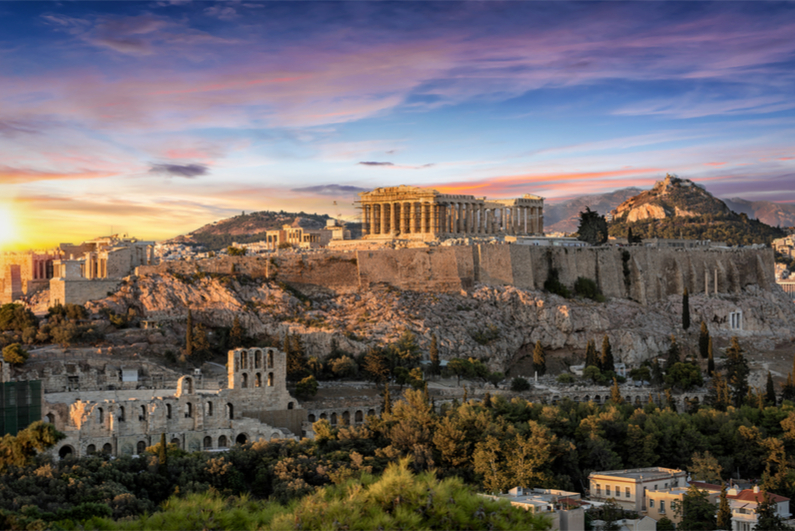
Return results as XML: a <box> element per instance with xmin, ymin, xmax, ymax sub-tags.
<box><xmin>269</xmin><ymin>253</ymin><xmax>359</xmax><ymax>292</ymax></box>
<box><xmin>135</xmin><ymin>256</ymin><xmax>270</xmax><ymax>278</ymax></box>
<box><xmin>49</xmin><ymin>278</ymin><xmax>121</xmax><ymax>306</ymax></box>
<box><xmin>357</xmin><ymin>246</ymin><xmax>473</xmax><ymax>292</ymax></box>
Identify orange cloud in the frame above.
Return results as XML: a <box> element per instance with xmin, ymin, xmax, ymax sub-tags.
<box><xmin>0</xmin><ymin>166</ymin><xmax>119</xmax><ymax>184</ymax></box>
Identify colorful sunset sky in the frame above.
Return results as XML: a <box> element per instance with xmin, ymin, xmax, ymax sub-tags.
<box><xmin>1</xmin><ymin>1</ymin><xmax>794</xmax><ymax>249</ymax></box>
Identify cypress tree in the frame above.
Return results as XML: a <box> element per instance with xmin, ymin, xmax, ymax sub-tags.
<box><xmin>585</xmin><ymin>339</ymin><xmax>598</xmax><ymax>368</ymax></box>
<box><xmin>429</xmin><ymin>334</ymin><xmax>440</xmax><ymax>376</ymax></box>
<box><xmin>533</xmin><ymin>341</ymin><xmax>546</xmax><ymax>376</ymax></box>
<box><xmin>610</xmin><ymin>378</ymin><xmax>623</xmax><ymax>404</ymax></box>
<box><xmin>698</xmin><ymin>321</ymin><xmax>710</xmax><ymax>359</ymax></box>
<box><xmin>664</xmin><ymin>388</ymin><xmax>677</xmax><ymax>412</ymax></box>
<box><xmin>765</xmin><ymin>371</ymin><xmax>777</xmax><ymax>406</ymax></box>
<box><xmin>482</xmin><ymin>391</ymin><xmax>491</xmax><ymax>408</ymax></box>
<box><xmin>707</xmin><ymin>338</ymin><xmax>715</xmax><ymax>376</ymax></box>
<box><xmin>158</xmin><ymin>432</ymin><xmax>167</xmax><ymax>474</ymax></box>
<box><xmin>682</xmin><ymin>289</ymin><xmax>690</xmax><ymax>330</ymax></box>
<box><xmin>383</xmin><ymin>382</ymin><xmax>392</xmax><ymax>415</ymax></box>
<box><xmin>185</xmin><ymin>309</ymin><xmax>193</xmax><ymax>357</ymax></box>
<box><xmin>725</xmin><ymin>337</ymin><xmax>749</xmax><ymax>408</ymax></box>
<box><xmin>230</xmin><ymin>315</ymin><xmax>244</xmax><ymax>348</ymax></box>
<box><xmin>601</xmin><ymin>335</ymin><xmax>614</xmax><ymax>373</ymax></box>
<box><xmin>782</xmin><ymin>373</ymin><xmax>795</xmax><ymax>402</ymax></box>
<box><xmin>652</xmin><ymin>359</ymin><xmax>664</xmax><ymax>385</ymax></box>
<box><xmin>717</xmin><ymin>485</ymin><xmax>731</xmax><ymax>530</ymax></box>
<box><xmin>463</xmin><ymin>385</ymin><xmax>468</xmax><ymax>402</ymax></box>
<box><xmin>627</xmin><ymin>227</ymin><xmax>633</xmax><ymax>244</ymax></box>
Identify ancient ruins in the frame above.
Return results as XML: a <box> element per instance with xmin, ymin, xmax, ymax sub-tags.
<box><xmin>43</xmin><ymin>347</ymin><xmax>306</xmax><ymax>459</ymax></box>
<box><xmin>359</xmin><ymin>185</ymin><xmax>544</xmax><ymax>240</ymax></box>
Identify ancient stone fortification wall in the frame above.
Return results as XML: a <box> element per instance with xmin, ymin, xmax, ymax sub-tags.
<box><xmin>50</xmin><ymin>278</ymin><xmax>121</xmax><ymax>306</ymax></box>
<box><xmin>134</xmin><ymin>245</ymin><xmax>775</xmax><ymax>304</ymax></box>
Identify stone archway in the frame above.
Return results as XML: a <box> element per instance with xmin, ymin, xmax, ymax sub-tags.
<box><xmin>236</xmin><ymin>433</ymin><xmax>248</xmax><ymax>445</ymax></box>
<box><xmin>58</xmin><ymin>445</ymin><xmax>75</xmax><ymax>459</ymax></box>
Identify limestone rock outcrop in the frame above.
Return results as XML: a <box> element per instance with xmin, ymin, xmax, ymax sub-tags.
<box><xmin>614</xmin><ymin>174</ymin><xmax>731</xmax><ymax>223</ymax></box>
<box><xmin>88</xmin><ymin>272</ymin><xmax>795</xmax><ymax>372</ymax></box>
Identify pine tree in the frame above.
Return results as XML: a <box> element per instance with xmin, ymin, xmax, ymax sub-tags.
<box><xmin>707</xmin><ymin>338</ymin><xmax>715</xmax><ymax>376</ymax></box>
<box><xmin>230</xmin><ymin>315</ymin><xmax>244</xmax><ymax>348</ymax></box>
<box><xmin>782</xmin><ymin>373</ymin><xmax>795</xmax><ymax>403</ymax></box>
<box><xmin>185</xmin><ymin>309</ymin><xmax>193</xmax><ymax>358</ymax></box>
<box><xmin>682</xmin><ymin>289</ymin><xmax>690</xmax><ymax>330</ymax></box>
<box><xmin>429</xmin><ymin>334</ymin><xmax>440</xmax><ymax>377</ymax></box>
<box><xmin>286</xmin><ymin>334</ymin><xmax>307</xmax><ymax>382</ymax></box>
<box><xmin>699</xmin><ymin>321</ymin><xmax>710</xmax><ymax>359</ymax></box>
<box><xmin>585</xmin><ymin>339</ymin><xmax>598</xmax><ymax>368</ymax></box>
<box><xmin>707</xmin><ymin>371</ymin><xmax>731</xmax><ymax>411</ymax></box>
<box><xmin>652</xmin><ymin>359</ymin><xmax>664</xmax><ymax>385</ymax></box>
<box><xmin>610</xmin><ymin>378</ymin><xmax>623</xmax><ymax>404</ymax></box>
<box><xmin>533</xmin><ymin>341</ymin><xmax>546</xmax><ymax>376</ymax></box>
<box><xmin>766</xmin><ymin>371</ymin><xmax>777</xmax><ymax>406</ymax></box>
<box><xmin>716</xmin><ymin>485</ymin><xmax>731</xmax><ymax>530</ymax></box>
<box><xmin>158</xmin><ymin>432</ymin><xmax>167</xmax><ymax>475</ymax></box>
<box><xmin>601</xmin><ymin>335</ymin><xmax>614</xmax><ymax>373</ymax></box>
<box><xmin>192</xmin><ymin>323</ymin><xmax>212</xmax><ymax>360</ymax></box>
<box><xmin>482</xmin><ymin>391</ymin><xmax>491</xmax><ymax>408</ymax></box>
<box><xmin>665</xmin><ymin>335</ymin><xmax>680</xmax><ymax>371</ymax></box>
<box><xmin>725</xmin><ymin>337</ymin><xmax>749</xmax><ymax>407</ymax></box>
<box><xmin>664</xmin><ymin>388</ymin><xmax>677</xmax><ymax>412</ymax></box>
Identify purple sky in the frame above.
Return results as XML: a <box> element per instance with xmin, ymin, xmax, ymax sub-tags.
<box><xmin>1</xmin><ymin>1</ymin><xmax>794</xmax><ymax>247</ymax></box>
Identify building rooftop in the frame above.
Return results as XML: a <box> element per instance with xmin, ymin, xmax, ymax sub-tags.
<box><xmin>589</xmin><ymin>467</ymin><xmax>684</xmax><ymax>480</ymax></box>
<box><xmin>729</xmin><ymin>489</ymin><xmax>789</xmax><ymax>504</ymax></box>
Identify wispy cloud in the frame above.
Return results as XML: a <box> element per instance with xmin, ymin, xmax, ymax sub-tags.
<box><xmin>291</xmin><ymin>184</ymin><xmax>367</xmax><ymax>196</ymax></box>
<box><xmin>149</xmin><ymin>163</ymin><xmax>208</xmax><ymax>178</ymax></box>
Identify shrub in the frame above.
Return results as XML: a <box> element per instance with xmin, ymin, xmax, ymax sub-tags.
<box><xmin>544</xmin><ymin>268</ymin><xmax>571</xmax><ymax>298</ymax></box>
<box><xmin>3</xmin><ymin>343</ymin><xmax>29</xmax><ymax>366</ymax></box>
<box><xmin>574</xmin><ymin>277</ymin><xmax>606</xmax><ymax>302</ymax></box>
<box><xmin>295</xmin><ymin>375</ymin><xmax>319</xmax><ymax>399</ymax></box>
<box><xmin>510</xmin><ymin>377</ymin><xmax>531</xmax><ymax>392</ymax></box>
<box><xmin>557</xmin><ymin>373</ymin><xmax>575</xmax><ymax>384</ymax></box>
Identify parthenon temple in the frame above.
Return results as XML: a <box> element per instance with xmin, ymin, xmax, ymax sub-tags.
<box><xmin>358</xmin><ymin>185</ymin><xmax>544</xmax><ymax>240</ymax></box>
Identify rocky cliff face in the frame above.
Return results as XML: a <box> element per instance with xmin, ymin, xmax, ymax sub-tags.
<box><xmin>613</xmin><ymin>174</ymin><xmax>731</xmax><ymax>222</ymax></box>
<box><xmin>88</xmin><ymin>273</ymin><xmax>795</xmax><ymax>372</ymax></box>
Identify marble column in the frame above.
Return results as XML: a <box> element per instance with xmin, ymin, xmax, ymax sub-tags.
<box><xmin>389</xmin><ymin>202</ymin><xmax>397</xmax><ymax>235</ymax></box>
<box><xmin>430</xmin><ymin>204</ymin><xmax>437</xmax><ymax>236</ymax></box>
<box><xmin>409</xmin><ymin>202</ymin><xmax>417</xmax><ymax>233</ymax></box>
<box><xmin>401</xmin><ymin>203</ymin><xmax>409</xmax><ymax>234</ymax></box>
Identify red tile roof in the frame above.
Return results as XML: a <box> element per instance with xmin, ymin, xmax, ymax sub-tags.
<box><xmin>558</xmin><ymin>497</ymin><xmax>589</xmax><ymax>507</ymax></box>
<box><xmin>728</xmin><ymin>489</ymin><xmax>789</xmax><ymax>503</ymax></box>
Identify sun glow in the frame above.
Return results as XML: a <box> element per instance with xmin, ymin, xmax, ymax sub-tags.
<box><xmin>0</xmin><ymin>204</ymin><xmax>20</xmax><ymax>250</ymax></box>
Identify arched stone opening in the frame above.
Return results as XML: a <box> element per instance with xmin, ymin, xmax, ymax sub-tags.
<box><xmin>87</xmin><ymin>444</ymin><xmax>96</xmax><ymax>454</ymax></box>
<box><xmin>308</xmin><ymin>414</ymin><xmax>316</xmax><ymax>422</ymax></box>
<box><xmin>241</xmin><ymin>351</ymin><xmax>249</xmax><ymax>369</ymax></box>
<box><xmin>268</xmin><ymin>372</ymin><xmax>274</xmax><ymax>386</ymax></box>
<box><xmin>355</xmin><ymin>410</ymin><xmax>363</xmax><ymax>423</ymax></box>
<box><xmin>368</xmin><ymin>409</ymin><xmax>375</xmax><ymax>417</ymax></box>
<box><xmin>98</xmin><ymin>408</ymin><xmax>104</xmax><ymax>424</ymax></box>
<box><xmin>342</xmin><ymin>411</ymin><xmax>350</xmax><ymax>425</ymax></box>
<box><xmin>227</xmin><ymin>403</ymin><xmax>234</xmax><ymax>419</ymax></box>
<box><xmin>102</xmin><ymin>443</ymin><xmax>112</xmax><ymax>454</ymax></box>
<box><xmin>185</xmin><ymin>403</ymin><xmax>193</xmax><ymax>418</ymax></box>
<box><xmin>45</xmin><ymin>412</ymin><xmax>55</xmax><ymax>424</ymax></box>
<box><xmin>320</xmin><ymin>413</ymin><xmax>327</xmax><ymax>420</ymax></box>
<box><xmin>136</xmin><ymin>441</ymin><xmax>146</xmax><ymax>454</ymax></box>
<box><xmin>236</xmin><ymin>433</ymin><xmax>248</xmax><ymax>445</ymax></box>
<box><xmin>242</xmin><ymin>373</ymin><xmax>249</xmax><ymax>388</ymax></box>
<box><xmin>203</xmin><ymin>436</ymin><xmax>212</xmax><ymax>449</ymax></box>
<box><xmin>139</xmin><ymin>405</ymin><xmax>147</xmax><ymax>421</ymax></box>
<box><xmin>288</xmin><ymin>402</ymin><xmax>294</xmax><ymax>410</ymax></box>
<box><xmin>184</xmin><ymin>377</ymin><xmax>193</xmax><ymax>394</ymax></box>
<box><xmin>59</xmin><ymin>445</ymin><xmax>74</xmax><ymax>459</ymax></box>
<box><xmin>330</xmin><ymin>413</ymin><xmax>337</xmax><ymax>426</ymax></box>
<box><xmin>118</xmin><ymin>406</ymin><xmax>125</xmax><ymax>422</ymax></box>
<box><xmin>171</xmin><ymin>438</ymin><xmax>181</xmax><ymax>448</ymax></box>
<box><xmin>166</xmin><ymin>404</ymin><xmax>172</xmax><ymax>419</ymax></box>
<box><xmin>255</xmin><ymin>373</ymin><xmax>262</xmax><ymax>388</ymax></box>
<box><xmin>255</xmin><ymin>351</ymin><xmax>262</xmax><ymax>369</ymax></box>
<box><xmin>218</xmin><ymin>435</ymin><xmax>228</xmax><ymax>448</ymax></box>
<box><xmin>267</xmin><ymin>351</ymin><xmax>274</xmax><ymax>368</ymax></box>
<box><xmin>206</xmin><ymin>401</ymin><xmax>213</xmax><ymax>416</ymax></box>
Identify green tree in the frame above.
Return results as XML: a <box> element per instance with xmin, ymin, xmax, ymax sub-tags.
<box><xmin>447</xmin><ymin>358</ymin><xmax>472</xmax><ymax>386</ymax></box>
<box><xmin>651</xmin><ymin>359</ymin><xmax>664</xmax><ymax>385</ymax></box>
<box><xmin>682</xmin><ymin>289</ymin><xmax>691</xmax><ymax>330</ymax></box>
<box><xmin>725</xmin><ymin>337</ymin><xmax>750</xmax><ymax>407</ymax></box>
<box><xmin>429</xmin><ymin>333</ymin><xmax>440</xmax><ymax>377</ymax></box>
<box><xmin>765</xmin><ymin>371</ymin><xmax>777</xmax><ymax>406</ymax></box>
<box><xmin>158</xmin><ymin>432</ymin><xmax>168</xmax><ymax>475</ymax></box>
<box><xmin>699</xmin><ymin>321</ymin><xmax>710</xmax><ymax>359</ymax></box>
<box><xmin>295</xmin><ymin>375</ymin><xmax>319</xmax><ymax>399</ymax></box>
<box><xmin>226</xmin><ymin>245</ymin><xmax>246</xmax><ymax>256</ymax></box>
<box><xmin>191</xmin><ymin>323</ymin><xmax>212</xmax><ymax>360</ymax></box>
<box><xmin>716</xmin><ymin>485</ymin><xmax>731</xmax><ymax>530</ymax></box>
<box><xmin>665</xmin><ymin>362</ymin><xmax>703</xmax><ymax>391</ymax></box>
<box><xmin>229</xmin><ymin>315</ymin><xmax>245</xmax><ymax>348</ymax></box>
<box><xmin>363</xmin><ymin>349</ymin><xmax>390</xmax><ymax>384</ymax></box>
<box><xmin>185</xmin><ymin>309</ymin><xmax>193</xmax><ymax>358</ymax></box>
<box><xmin>707</xmin><ymin>371</ymin><xmax>731</xmax><ymax>411</ymax></box>
<box><xmin>756</xmin><ymin>492</ymin><xmax>788</xmax><ymax>530</ymax></box>
<box><xmin>577</xmin><ymin>207</ymin><xmax>608</xmax><ymax>245</ymax></box>
<box><xmin>0</xmin><ymin>303</ymin><xmax>38</xmax><ymax>332</ymax></box>
<box><xmin>2</xmin><ymin>343</ymin><xmax>29</xmax><ymax>366</ymax></box>
<box><xmin>657</xmin><ymin>516</ymin><xmax>676</xmax><ymax>531</ymax></box>
<box><xmin>585</xmin><ymin>339</ymin><xmax>598</xmax><ymax>368</ymax></box>
<box><xmin>690</xmin><ymin>451</ymin><xmax>723</xmax><ymax>484</ymax></box>
<box><xmin>533</xmin><ymin>341</ymin><xmax>546</xmax><ymax>377</ymax></box>
<box><xmin>583</xmin><ymin>365</ymin><xmax>602</xmax><ymax>384</ymax></box>
<box><xmin>330</xmin><ymin>356</ymin><xmax>357</xmax><ymax>378</ymax></box>
<box><xmin>383</xmin><ymin>382</ymin><xmax>392</xmax><ymax>414</ymax></box>
<box><xmin>665</xmin><ymin>335</ymin><xmax>680</xmax><ymax>371</ymax></box>
<box><xmin>674</xmin><ymin>485</ymin><xmax>717</xmax><ymax>531</ymax></box>
<box><xmin>286</xmin><ymin>334</ymin><xmax>307</xmax><ymax>382</ymax></box>
<box><xmin>601</xmin><ymin>335</ymin><xmax>614</xmax><ymax>373</ymax></box>
<box><xmin>0</xmin><ymin>421</ymin><xmax>65</xmax><ymax>473</ymax></box>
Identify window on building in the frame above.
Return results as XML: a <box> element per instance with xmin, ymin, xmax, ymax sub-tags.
<box><xmin>606</xmin><ymin>485</ymin><xmax>611</xmax><ymax>496</ymax></box>
<box><xmin>596</xmin><ymin>484</ymin><xmax>601</xmax><ymax>495</ymax></box>
<box><xmin>649</xmin><ymin>499</ymin><xmax>654</xmax><ymax>508</ymax></box>
<box><xmin>660</xmin><ymin>501</ymin><xmax>665</xmax><ymax>513</ymax></box>
<box><xmin>166</xmin><ymin>404</ymin><xmax>172</xmax><ymax>419</ymax></box>
<box><xmin>626</xmin><ymin>487</ymin><xmax>630</xmax><ymax>498</ymax></box>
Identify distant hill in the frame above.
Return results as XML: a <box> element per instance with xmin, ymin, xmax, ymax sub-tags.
<box><xmin>545</xmin><ymin>188</ymin><xmax>643</xmax><ymax>233</ymax></box>
<box><xmin>723</xmin><ymin>198</ymin><xmax>795</xmax><ymax>229</ymax></box>
<box><xmin>607</xmin><ymin>175</ymin><xmax>785</xmax><ymax>246</ymax></box>
<box><xmin>170</xmin><ymin>210</ymin><xmax>334</xmax><ymax>250</ymax></box>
